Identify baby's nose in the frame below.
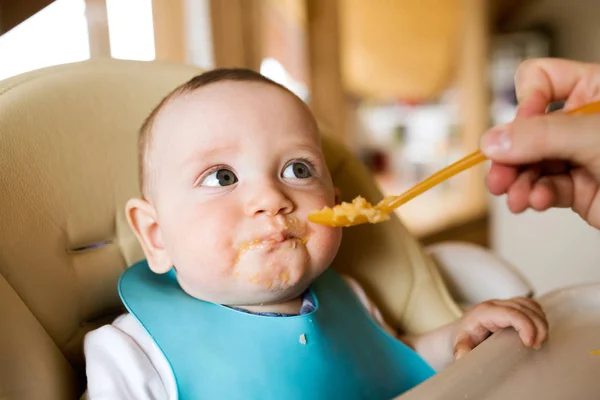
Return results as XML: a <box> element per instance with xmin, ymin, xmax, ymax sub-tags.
<box><xmin>245</xmin><ymin>183</ymin><xmax>294</xmax><ymax>217</ymax></box>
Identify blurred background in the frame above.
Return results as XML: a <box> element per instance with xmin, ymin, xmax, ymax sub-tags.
<box><xmin>0</xmin><ymin>0</ymin><xmax>598</xmax><ymax>295</ymax></box>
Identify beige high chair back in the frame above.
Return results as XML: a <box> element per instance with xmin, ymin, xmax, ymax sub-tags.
<box><xmin>0</xmin><ymin>59</ymin><xmax>460</xmax><ymax>400</ymax></box>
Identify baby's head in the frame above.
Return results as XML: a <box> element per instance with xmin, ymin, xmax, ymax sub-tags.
<box><xmin>126</xmin><ymin>69</ymin><xmax>342</xmax><ymax>308</ymax></box>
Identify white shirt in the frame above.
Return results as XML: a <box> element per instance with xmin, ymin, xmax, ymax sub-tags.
<box><xmin>83</xmin><ymin>275</ymin><xmax>396</xmax><ymax>400</ymax></box>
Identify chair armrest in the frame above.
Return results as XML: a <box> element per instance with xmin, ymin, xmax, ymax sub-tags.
<box><xmin>425</xmin><ymin>241</ymin><xmax>534</xmax><ymax>309</ymax></box>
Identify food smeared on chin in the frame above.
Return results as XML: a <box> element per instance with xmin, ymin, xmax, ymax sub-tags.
<box><xmin>233</xmin><ymin>217</ymin><xmax>310</xmax><ymax>289</ymax></box>
<box><xmin>235</xmin><ymin>236</ymin><xmax>308</xmax><ymax>262</ymax></box>
<box><xmin>236</xmin><ymin>217</ymin><xmax>310</xmax><ymax>260</ymax></box>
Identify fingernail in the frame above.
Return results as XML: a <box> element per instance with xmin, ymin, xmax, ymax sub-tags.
<box><xmin>481</xmin><ymin>125</ymin><xmax>511</xmax><ymax>154</ymax></box>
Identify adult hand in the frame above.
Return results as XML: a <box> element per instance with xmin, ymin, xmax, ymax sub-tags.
<box><xmin>480</xmin><ymin>58</ymin><xmax>600</xmax><ymax>229</ymax></box>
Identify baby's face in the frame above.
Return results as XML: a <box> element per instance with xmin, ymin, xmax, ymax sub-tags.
<box><xmin>145</xmin><ymin>81</ymin><xmax>341</xmax><ymax>306</ymax></box>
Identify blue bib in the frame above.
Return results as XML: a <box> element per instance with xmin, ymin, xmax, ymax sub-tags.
<box><xmin>119</xmin><ymin>261</ymin><xmax>435</xmax><ymax>399</ymax></box>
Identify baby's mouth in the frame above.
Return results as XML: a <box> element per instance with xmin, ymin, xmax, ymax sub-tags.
<box><xmin>236</xmin><ymin>217</ymin><xmax>310</xmax><ymax>260</ymax></box>
<box><xmin>236</xmin><ymin>233</ymin><xmax>307</xmax><ymax>260</ymax></box>
<box><xmin>233</xmin><ymin>219</ymin><xmax>311</xmax><ymax>290</ymax></box>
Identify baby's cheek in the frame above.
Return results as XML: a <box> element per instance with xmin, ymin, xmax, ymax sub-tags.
<box><xmin>180</xmin><ymin>234</ymin><xmax>238</xmax><ymax>278</ymax></box>
<box><xmin>307</xmin><ymin>226</ymin><xmax>342</xmax><ymax>266</ymax></box>
<box><xmin>209</xmin><ymin>242</ymin><xmax>240</xmax><ymax>276</ymax></box>
<box><xmin>176</xmin><ymin>255</ymin><xmax>240</xmax><ymax>300</ymax></box>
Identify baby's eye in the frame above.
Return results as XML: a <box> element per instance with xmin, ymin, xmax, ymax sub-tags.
<box><xmin>282</xmin><ymin>162</ymin><xmax>312</xmax><ymax>179</ymax></box>
<box><xmin>200</xmin><ymin>168</ymin><xmax>238</xmax><ymax>187</ymax></box>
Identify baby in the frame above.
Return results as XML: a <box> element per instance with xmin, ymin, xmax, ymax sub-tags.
<box><xmin>84</xmin><ymin>69</ymin><xmax>548</xmax><ymax>399</ymax></box>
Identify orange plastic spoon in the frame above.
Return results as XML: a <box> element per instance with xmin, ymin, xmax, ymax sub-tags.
<box><xmin>308</xmin><ymin>100</ymin><xmax>600</xmax><ymax>227</ymax></box>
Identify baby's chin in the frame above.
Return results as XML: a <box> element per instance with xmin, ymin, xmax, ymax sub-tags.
<box><xmin>175</xmin><ymin>240</ymin><xmax>330</xmax><ymax>306</ymax></box>
<box><xmin>175</xmin><ymin>271</ymin><xmax>303</xmax><ymax>308</ymax></box>
<box><xmin>227</xmin><ymin>283</ymin><xmax>309</xmax><ymax>310</ymax></box>
<box><xmin>232</xmin><ymin>248</ymin><xmax>312</xmax><ymax>293</ymax></box>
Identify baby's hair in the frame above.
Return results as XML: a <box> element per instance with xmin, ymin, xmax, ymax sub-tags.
<box><xmin>138</xmin><ymin>68</ymin><xmax>290</xmax><ymax>199</ymax></box>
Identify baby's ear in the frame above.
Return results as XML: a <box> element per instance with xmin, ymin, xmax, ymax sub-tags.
<box><xmin>334</xmin><ymin>187</ymin><xmax>342</xmax><ymax>205</ymax></box>
<box><xmin>125</xmin><ymin>198</ymin><xmax>173</xmax><ymax>274</ymax></box>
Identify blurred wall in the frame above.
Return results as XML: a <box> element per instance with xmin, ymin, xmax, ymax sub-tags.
<box><xmin>490</xmin><ymin>0</ymin><xmax>600</xmax><ymax>295</ymax></box>
<box><xmin>507</xmin><ymin>0</ymin><xmax>600</xmax><ymax>62</ymax></box>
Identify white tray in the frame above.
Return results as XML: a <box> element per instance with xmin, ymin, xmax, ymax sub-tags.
<box><xmin>397</xmin><ymin>283</ymin><xmax>600</xmax><ymax>400</ymax></box>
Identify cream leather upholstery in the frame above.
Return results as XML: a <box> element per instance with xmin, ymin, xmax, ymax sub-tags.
<box><xmin>0</xmin><ymin>59</ymin><xmax>481</xmax><ymax>399</ymax></box>
<box><xmin>427</xmin><ymin>242</ymin><xmax>533</xmax><ymax>309</ymax></box>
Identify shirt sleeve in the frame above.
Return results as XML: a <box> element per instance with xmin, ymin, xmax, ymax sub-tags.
<box><xmin>83</xmin><ymin>314</ymin><xmax>177</xmax><ymax>400</ymax></box>
<box><xmin>340</xmin><ymin>274</ymin><xmax>399</xmax><ymax>338</ymax></box>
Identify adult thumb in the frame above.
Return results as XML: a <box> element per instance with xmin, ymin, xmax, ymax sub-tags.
<box><xmin>480</xmin><ymin>113</ymin><xmax>600</xmax><ymax>167</ymax></box>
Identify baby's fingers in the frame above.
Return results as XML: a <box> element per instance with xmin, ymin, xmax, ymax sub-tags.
<box><xmin>490</xmin><ymin>299</ymin><xmax>548</xmax><ymax>349</ymax></box>
<box><xmin>470</xmin><ymin>303</ymin><xmax>538</xmax><ymax>348</ymax></box>
<box><xmin>497</xmin><ymin>309</ymin><xmax>537</xmax><ymax>347</ymax></box>
<box><xmin>454</xmin><ymin>333</ymin><xmax>477</xmax><ymax>361</ymax></box>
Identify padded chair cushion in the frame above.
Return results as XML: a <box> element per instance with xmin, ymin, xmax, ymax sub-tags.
<box><xmin>0</xmin><ymin>59</ymin><xmax>460</xmax><ymax>400</ymax></box>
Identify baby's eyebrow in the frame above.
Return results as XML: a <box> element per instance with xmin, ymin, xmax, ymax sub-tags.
<box><xmin>292</xmin><ymin>143</ymin><xmax>322</xmax><ymax>154</ymax></box>
<box><xmin>181</xmin><ymin>144</ymin><xmax>238</xmax><ymax>168</ymax></box>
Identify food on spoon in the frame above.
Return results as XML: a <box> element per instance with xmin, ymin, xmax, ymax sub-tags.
<box><xmin>309</xmin><ymin>196</ymin><xmax>390</xmax><ymax>227</ymax></box>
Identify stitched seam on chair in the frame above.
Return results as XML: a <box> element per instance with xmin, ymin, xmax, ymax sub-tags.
<box><xmin>399</xmin><ymin>229</ymin><xmax>462</xmax><ymax>330</ymax></box>
<box><xmin>0</xmin><ymin>66</ymin><xmax>77</xmax><ymax>96</ymax></box>
<box><xmin>330</xmin><ymin>154</ymin><xmax>416</xmax><ymax>330</ymax></box>
<box><xmin>0</xmin><ymin>60</ymin><xmax>118</xmax><ymax>95</ymax></box>
<box><xmin>425</xmin><ymin>255</ymin><xmax>462</xmax><ymax>317</ymax></box>
<box><xmin>332</xmin><ymin>154</ymin><xmax>414</xmax><ymax>330</ymax></box>
<box><xmin>0</xmin><ymin>219</ymin><xmax>88</xmax><ymax>365</ymax></box>
<box><xmin>395</xmin><ymin>225</ymin><xmax>417</xmax><ymax>327</ymax></box>
<box><xmin>0</xmin><ymin>267</ymin><xmax>78</xmax><ymax>375</ymax></box>
<box><xmin>0</xmin><ymin>61</ymin><xmax>117</xmax><ymax>95</ymax></box>
<box><xmin>0</xmin><ymin>59</ymin><xmax>201</xmax><ymax>96</ymax></box>
<box><xmin>66</xmin><ymin>239</ymin><xmax>114</xmax><ymax>254</ymax></box>
<box><xmin>0</xmin><ymin>264</ymin><xmax>80</xmax><ymax>349</ymax></box>
<box><xmin>64</xmin><ymin>306</ymin><xmax>127</xmax><ymax>352</ymax></box>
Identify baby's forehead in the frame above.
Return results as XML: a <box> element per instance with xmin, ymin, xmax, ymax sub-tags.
<box><xmin>152</xmin><ymin>81</ymin><xmax>318</xmax><ymax>141</ymax></box>
<box><xmin>148</xmin><ymin>81</ymin><xmax>321</xmax><ymax>163</ymax></box>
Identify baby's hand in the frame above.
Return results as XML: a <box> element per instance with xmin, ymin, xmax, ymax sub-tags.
<box><xmin>453</xmin><ymin>297</ymin><xmax>548</xmax><ymax>360</ymax></box>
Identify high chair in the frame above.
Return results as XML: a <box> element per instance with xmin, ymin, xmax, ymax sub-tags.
<box><xmin>0</xmin><ymin>59</ymin><xmax>535</xmax><ymax>400</ymax></box>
